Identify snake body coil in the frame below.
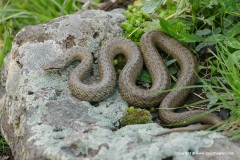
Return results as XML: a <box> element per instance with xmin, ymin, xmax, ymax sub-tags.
<box><xmin>44</xmin><ymin>30</ymin><xmax>222</xmax><ymax>131</ymax></box>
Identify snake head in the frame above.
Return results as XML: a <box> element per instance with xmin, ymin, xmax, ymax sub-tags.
<box><xmin>42</xmin><ymin>59</ymin><xmax>67</xmax><ymax>72</ymax></box>
<box><xmin>42</xmin><ymin>65</ymin><xmax>61</xmax><ymax>72</ymax></box>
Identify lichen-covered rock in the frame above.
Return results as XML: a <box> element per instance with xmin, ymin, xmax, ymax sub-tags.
<box><xmin>0</xmin><ymin>9</ymin><xmax>239</xmax><ymax>160</ymax></box>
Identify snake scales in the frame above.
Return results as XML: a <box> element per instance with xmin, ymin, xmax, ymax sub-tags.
<box><xmin>43</xmin><ymin>30</ymin><xmax>222</xmax><ymax>133</ymax></box>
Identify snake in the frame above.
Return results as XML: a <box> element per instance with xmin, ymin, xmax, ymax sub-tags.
<box><xmin>43</xmin><ymin>30</ymin><xmax>222</xmax><ymax>133</ymax></box>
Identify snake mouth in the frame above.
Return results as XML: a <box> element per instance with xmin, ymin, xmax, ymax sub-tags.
<box><xmin>42</xmin><ymin>66</ymin><xmax>62</xmax><ymax>72</ymax></box>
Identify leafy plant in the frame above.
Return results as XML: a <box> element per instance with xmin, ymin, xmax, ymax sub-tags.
<box><xmin>121</xmin><ymin>5</ymin><xmax>150</xmax><ymax>43</ymax></box>
<box><xmin>120</xmin><ymin>0</ymin><xmax>240</xmax><ymax>138</ymax></box>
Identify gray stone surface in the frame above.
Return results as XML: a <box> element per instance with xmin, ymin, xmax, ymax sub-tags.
<box><xmin>194</xmin><ymin>138</ymin><xmax>240</xmax><ymax>160</ymax></box>
<box><xmin>0</xmin><ymin>9</ymin><xmax>239</xmax><ymax>160</ymax></box>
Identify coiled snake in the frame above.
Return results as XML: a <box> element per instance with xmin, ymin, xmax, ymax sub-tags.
<box><xmin>43</xmin><ymin>30</ymin><xmax>222</xmax><ymax>134</ymax></box>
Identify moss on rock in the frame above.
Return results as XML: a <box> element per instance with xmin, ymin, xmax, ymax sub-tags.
<box><xmin>120</xmin><ymin>108</ymin><xmax>152</xmax><ymax>126</ymax></box>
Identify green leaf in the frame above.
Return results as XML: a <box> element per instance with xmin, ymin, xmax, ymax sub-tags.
<box><xmin>165</xmin><ymin>59</ymin><xmax>177</xmax><ymax>66</ymax></box>
<box><xmin>141</xmin><ymin>0</ymin><xmax>163</xmax><ymax>13</ymax></box>
<box><xmin>213</xmin><ymin>27</ymin><xmax>221</xmax><ymax>34</ymax></box>
<box><xmin>139</xmin><ymin>70</ymin><xmax>152</xmax><ymax>83</ymax></box>
<box><xmin>204</xmin><ymin>15</ymin><xmax>216</xmax><ymax>26</ymax></box>
<box><xmin>195</xmin><ymin>29</ymin><xmax>211</xmax><ymax>36</ymax></box>
<box><xmin>142</xmin><ymin>19</ymin><xmax>160</xmax><ymax>31</ymax></box>
<box><xmin>227</xmin><ymin>11</ymin><xmax>240</xmax><ymax>17</ymax></box>
<box><xmin>225</xmin><ymin>3</ymin><xmax>240</xmax><ymax>17</ymax></box>
<box><xmin>205</xmin><ymin>34</ymin><xmax>225</xmax><ymax>44</ymax></box>
<box><xmin>227</xmin><ymin>50</ymin><xmax>240</xmax><ymax>67</ymax></box>
<box><xmin>169</xmin><ymin>67</ymin><xmax>178</xmax><ymax>75</ymax></box>
<box><xmin>232</xmin><ymin>50</ymin><xmax>240</xmax><ymax>61</ymax></box>
<box><xmin>195</xmin><ymin>43</ymin><xmax>206</xmax><ymax>51</ymax></box>
<box><xmin>160</xmin><ymin>18</ymin><xmax>198</xmax><ymax>43</ymax></box>
<box><xmin>223</xmin><ymin>15</ymin><xmax>234</xmax><ymax>28</ymax></box>
<box><xmin>178</xmin><ymin>32</ymin><xmax>200</xmax><ymax>43</ymax></box>
<box><xmin>224</xmin><ymin>37</ymin><xmax>240</xmax><ymax>49</ymax></box>
<box><xmin>206</xmin><ymin>93</ymin><xmax>218</xmax><ymax>109</ymax></box>
<box><xmin>159</xmin><ymin>18</ymin><xmax>178</xmax><ymax>39</ymax></box>
<box><xmin>206</xmin><ymin>0</ymin><xmax>218</xmax><ymax>9</ymax></box>
<box><xmin>226</xmin><ymin>22</ymin><xmax>240</xmax><ymax>37</ymax></box>
<box><xmin>218</xmin><ymin>0</ymin><xmax>226</xmax><ymax>10</ymax></box>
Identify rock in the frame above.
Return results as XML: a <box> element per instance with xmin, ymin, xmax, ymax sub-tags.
<box><xmin>0</xmin><ymin>9</ymin><xmax>239</xmax><ymax>160</ymax></box>
<box><xmin>194</xmin><ymin>138</ymin><xmax>240</xmax><ymax>160</ymax></box>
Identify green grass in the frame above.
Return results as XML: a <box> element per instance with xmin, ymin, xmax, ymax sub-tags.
<box><xmin>0</xmin><ymin>134</ymin><xmax>11</xmax><ymax>155</ymax></box>
<box><xmin>202</xmin><ymin>42</ymin><xmax>240</xmax><ymax>139</ymax></box>
<box><xmin>0</xmin><ymin>0</ymin><xmax>90</xmax><ymax>67</ymax></box>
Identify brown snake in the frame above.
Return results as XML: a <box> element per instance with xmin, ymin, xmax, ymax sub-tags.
<box><xmin>43</xmin><ymin>30</ymin><xmax>222</xmax><ymax>134</ymax></box>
